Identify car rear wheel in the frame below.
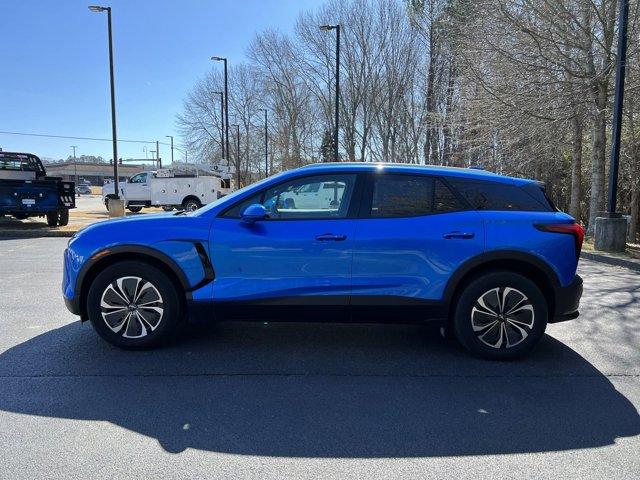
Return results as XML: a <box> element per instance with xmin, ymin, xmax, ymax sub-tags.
<box><xmin>58</xmin><ymin>209</ymin><xmax>69</xmax><ymax>226</ymax></box>
<box><xmin>127</xmin><ymin>206</ymin><xmax>143</xmax><ymax>213</ymax></box>
<box><xmin>86</xmin><ymin>261</ymin><xmax>182</xmax><ymax>349</ymax></box>
<box><xmin>182</xmin><ymin>197</ymin><xmax>201</xmax><ymax>212</ymax></box>
<box><xmin>453</xmin><ymin>271</ymin><xmax>547</xmax><ymax>360</ymax></box>
<box><xmin>46</xmin><ymin>211</ymin><xmax>59</xmax><ymax>227</ymax></box>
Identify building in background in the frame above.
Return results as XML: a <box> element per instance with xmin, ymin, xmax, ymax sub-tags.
<box><xmin>44</xmin><ymin>161</ymin><xmax>145</xmax><ymax>185</ymax></box>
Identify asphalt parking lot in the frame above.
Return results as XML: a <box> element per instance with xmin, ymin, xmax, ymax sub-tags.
<box><xmin>0</xmin><ymin>237</ymin><xmax>638</xmax><ymax>479</ymax></box>
<box><xmin>0</xmin><ymin>194</ymin><xmax>165</xmax><ymax>234</ymax></box>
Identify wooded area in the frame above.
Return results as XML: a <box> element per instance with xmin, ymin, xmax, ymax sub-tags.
<box><xmin>177</xmin><ymin>0</ymin><xmax>640</xmax><ymax>240</ymax></box>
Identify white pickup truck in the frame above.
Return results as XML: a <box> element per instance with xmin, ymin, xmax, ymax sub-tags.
<box><xmin>102</xmin><ymin>169</ymin><xmax>232</xmax><ymax>212</ymax></box>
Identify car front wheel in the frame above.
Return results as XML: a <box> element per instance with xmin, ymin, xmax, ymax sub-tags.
<box><xmin>453</xmin><ymin>271</ymin><xmax>548</xmax><ymax>360</ymax></box>
<box><xmin>86</xmin><ymin>261</ymin><xmax>182</xmax><ymax>349</ymax></box>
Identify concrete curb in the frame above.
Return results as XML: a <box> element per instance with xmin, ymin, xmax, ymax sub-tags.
<box><xmin>0</xmin><ymin>229</ymin><xmax>77</xmax><ymax>238</ymax></box>
<box><xmin>581</xmin><ymin>251</ymin><xmax>640</xmax><ymax>272</ymax></box>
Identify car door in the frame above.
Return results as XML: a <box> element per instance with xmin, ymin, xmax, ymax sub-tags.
<box><xmin>351</xmin><ymin>173</ymin><xmax>484</xmax><ymax>308</ymax></box>
<box><xmin>209</xmin><ymin>172</ymin><xmax>360</xmax><ymax>319</ymax></box>
<box><xmin>125</xmin><ymin>172</ymin><xmax>150</xmax><ymax>202</ymax></box>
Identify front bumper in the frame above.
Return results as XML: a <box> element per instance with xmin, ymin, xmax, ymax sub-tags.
<box><xmin>550</xmin><ymin>274</ymin><xmax>583</xmax><ymax>323</ymax></box>
<box><xmin>64</xmin><ymin>295</ymin><xmax>81</xmax><ymax>316</ymax></box>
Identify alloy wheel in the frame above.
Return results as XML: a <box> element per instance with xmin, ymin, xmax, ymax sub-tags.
<box><xmin>100</xmin><ymin>276</ymin><xmax>164</xmax><ymax>338</ymax></box>
<box><xmin>470</xmin><ymin>287</ymin><xmax>535</xmax><ymax>349</ymax></box>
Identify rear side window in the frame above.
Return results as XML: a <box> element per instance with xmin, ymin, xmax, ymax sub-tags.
<box><xmin>370</xmin><ymin>175</ymin><xmax>464</xmax><ymax>217</ymax></box>
<box><xmin>446</xmin><ymin>178</ymin><xmax>553</xmax><ymax>212</ymax></box>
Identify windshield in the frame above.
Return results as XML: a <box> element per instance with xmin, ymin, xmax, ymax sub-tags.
<box><xmin>191</xmin><ymin>171</ymin><xmax>289</xmax><ymax>217</ymax></box>
<box><xmin>0</xmin><ymin>155</ymin><xmax>43</xmax><ymax>173</ymax></box>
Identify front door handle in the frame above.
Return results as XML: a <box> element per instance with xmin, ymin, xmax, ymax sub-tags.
<box><xmin>443</xmin><ymin>231</ymin><xmax>475</xmax><ymax>240</ymax></box>
<box><xmin>315</xmin><ymin>233</ymin><xmax>347</xmax><ymax>241</ymax></box>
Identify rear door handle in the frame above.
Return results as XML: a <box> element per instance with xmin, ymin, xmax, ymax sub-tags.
<box><xmin>315</xmin><ymin>233</ymin><xmax>347</xmax><ymax>241</ymax></box>
<box><xmin>443</xmin><ymin>231</ymin><xmax>475</xmax><ymax>240</ymax></box>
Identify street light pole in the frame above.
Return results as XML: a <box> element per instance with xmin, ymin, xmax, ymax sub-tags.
<box><xmin>71</xmin><ymin>146</ymin><xmax>78</xmax><ymax>186</ymax></box>
<box><xmin>320</xmin><ymin>23</ymin><xmax>340</xmax><ymax>162</ymax></box>
<box><xmin>608</xmin><ymin>0</ymin><xmax>630</xmax><ymax>214</ymax></box>
<box><xmin>213</xmin><ymin>91</ymin><xmax>225</xmax><ymax>160</ymax></box>
<box><xmin>156</xmin><ymin>140</ymin><xmax>161</xmax><ymax>168</ymax></box>
<box><xmin>89</xmin><ymin>5</ymin><xmax>120</xmax><ymax>198</ymax></box>
<box><xmin>211</xmin><ymin>57</ymin><xmax>230</xmax><ymax>168</ymax></box>
<box><xmin>166</xmin><ymin>135</ymin><xmax>174</xmax><ymax>165</ymax></box>
<box><xmin>259</xmin><ymin>108</ymin><xmax>268</xmax><ymax>177</ymax></box>
<box><xmin>594</xmin><ymin>0</ymin><xmax>630</xmax><ymax>252</ymax></box>
<box><xmin>231</xmin><ymin>124</ymin><xmax>240</xmax><ymax>180</ymax></box>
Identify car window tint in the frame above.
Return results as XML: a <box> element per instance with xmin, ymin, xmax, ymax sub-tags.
<box><xmin>434</xmin><ymin>180</ymin><xmax>464</xmax><ymax>213</ymax></box>
<box><xmin>262</xmin><ymin>174</ymin><xmax>355</xmax><ymax>219</ymax></box>
<box><xmin>520</xmin><ymin>182</ymin><xmax>556</xmax><ymax>211</ymax></box>
<box><xmin>222</xmin><ymin>193</ymin><xmax>262</xmax><ymax>218</ymax></box>
<box><xmin>370</xmin><ymin>175</ymin><xmax>462</xmax><ymax>217</ymax></box>
<box><xmin>447</xmin><ymin>178</ymin><xmax>551</xmax><ymax>211</ymax></box>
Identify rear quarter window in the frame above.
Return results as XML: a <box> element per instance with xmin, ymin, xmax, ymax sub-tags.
<box><xmin>446</xmin><ymin>178</ymin><xmax>553</xmax><ymax>212</ymax></box>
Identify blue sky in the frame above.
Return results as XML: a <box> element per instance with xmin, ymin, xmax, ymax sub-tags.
<box><xmin>0</xmin><ymin>0</ymin><xmax>322</xmax><ymax>161</ymax></box>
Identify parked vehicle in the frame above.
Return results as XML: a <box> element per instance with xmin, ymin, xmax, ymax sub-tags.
<box><xmin>0</xmin><ymin>151</ymin><xmax>75</xmax><ymax>227</ymax></box>
<box><xmin>101</xmin><ymin>169</ymin><xmax>232</xmax><ymax>212</ymax></box>
<box><xmin>75</xmin><ymin>183</ymin><xmax>92</xmax><ymax>195</ymax></box>
<box><xmin>63</xmin><ymin>163</ymin><xmax>583</xmax><ymax>359</ymax></box>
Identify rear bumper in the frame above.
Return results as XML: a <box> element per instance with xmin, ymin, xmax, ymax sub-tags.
<box><xmin>550</xmin><ymin>274</ymin><xmax>583</xmax><ymax>323</ymax></box>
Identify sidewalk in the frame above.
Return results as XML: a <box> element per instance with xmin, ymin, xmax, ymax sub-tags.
<box><xmin>581</xmin><ymin>242</ymin><xmax>640</xmax><ymax>272</ymax></box>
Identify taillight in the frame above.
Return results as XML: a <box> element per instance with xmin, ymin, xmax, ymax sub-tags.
<box><xmin>534</xmin><ymin>223</ymin><xmax>585</xmax><ymax>260</ymax></box>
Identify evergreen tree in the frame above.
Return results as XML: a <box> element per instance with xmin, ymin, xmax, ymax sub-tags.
<box><xmin>320</xmin><ymin>129</ymin><xmax>334</xmax><ymax>162</ymax></box>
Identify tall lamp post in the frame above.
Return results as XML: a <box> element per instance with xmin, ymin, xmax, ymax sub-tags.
<box><xmin>258</xmin><ymin>108</ymin><xmax>268</xmax><ymax>177</ymax></box>
<box><xmin>165</xmin><ymin>135</ymin><xmax>174</xmax><ymax>165</ymax></box>
<box><xmin>213</xmin><ymin>91</ymin><xmax>225</xmax><ymax>160</ymax></box>
<box><xmin>320</xmin><ymin>23</ymin><xmax>340</xmax><ymax>162</ymax></box>
<box><xmin>231</xmin><ymin>124</ymin><xmax>241</xmax><ymax>181</ymax></box>
<box><xmin>89</xmin><ymin>5</ymin><xmax>120</xmax><ymax>201</ymax></box>
<box><xmin>70</xmin><ymin>146</ymin><xmax>78</xmax><ymax>186</ymax></box>
<box><xmin>211</xmin><ymin>56</ymin><xmax>230</xmax><ymax>167</ymax></box>
<box><xmin>595</xmin><ymin>0</ymin><xmax>630</xmax><ymax>252</ymax></box>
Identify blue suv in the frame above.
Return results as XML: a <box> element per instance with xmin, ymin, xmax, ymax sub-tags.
<box><xmin>63</xmin><ymin>163</ymin><xmax>583</xmax><ymax>359</ymax></box>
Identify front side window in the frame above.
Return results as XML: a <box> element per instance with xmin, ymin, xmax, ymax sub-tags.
<box><xmin>222</xmin><ymin>174</ymin><xmax>356</xmax><ymax>220</ymax></box>
<box><xmin>129</xmin><ymin>173</ymin><xmax>147</xmax><ymax>184</ymax></box>
<box><xmin>263</xmin><ymin>174</ymin><xmax>355</xmax><ymax>219</ymax></box>
<box><xmin>370</xmin><ymin>175</ymin><xmax>464</xmax><ymax>218</ymax></box>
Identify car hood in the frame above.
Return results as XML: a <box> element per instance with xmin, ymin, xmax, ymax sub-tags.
<box><xmin>74</xmin><ymin>212</ymin><xmax>211</xmax><ymax>247</ymax></box>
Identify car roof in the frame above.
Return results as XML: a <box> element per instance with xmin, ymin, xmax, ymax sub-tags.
<box><xmin>296</xmin><ymin>162</ymin><xmax>533</xmax><ymax>185</ymax></box>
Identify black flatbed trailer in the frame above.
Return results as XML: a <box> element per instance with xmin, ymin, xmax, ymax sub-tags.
<box><xmin>0</xmin><ymin>151</ymin><xmax>75</xmax><ymax>227</ymax></box>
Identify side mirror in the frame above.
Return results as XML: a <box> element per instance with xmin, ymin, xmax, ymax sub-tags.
<box><xmin>241</xmin><ymin>204</ymin><xmax>268</xmax><ymax>224</ymax></box>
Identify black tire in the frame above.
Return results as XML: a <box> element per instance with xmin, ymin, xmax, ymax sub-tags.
<box><xmin>452</xmin><ymin>271</ymin><xmax>548</xmax><ymax>360</ymax></box>
<box><xmin>46</xmin><ymin>211</ymin><xmax>59</xmax><ymax>227</ymax></box>
<box><xmin>58</xmin><ymin>209</ymin><xmax>69</xmax><ymax>226</ymax></box>
<box><xmin>127</xmin><ymin>206</ymin><xmax>143</xmax><ymax>213</ymax></box>
<box><xmin>182</xmin><ymin>197</ymin><xmax>201</xmax><ymax>212</ymax></box>
<box><xmin>104</xmin><ymin>195</ymin><xmax>115</xmax><ymax>210</ymax></box>
<box><xmin>86</xmin><ymin>261</ymin><xmax>183</xmax><ymax>349</ymax></box>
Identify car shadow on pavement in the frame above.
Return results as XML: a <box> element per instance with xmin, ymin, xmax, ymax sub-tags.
<box><xmin>0</xmin><ymin>321</ymin><xmax>638</xmax><ymax>457</ymax></box>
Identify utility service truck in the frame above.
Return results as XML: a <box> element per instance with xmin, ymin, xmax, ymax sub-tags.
<box><xmin>102</xmin><ymin>168</ymin><xmax>233</xmax><ymax>212</ymax></box>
